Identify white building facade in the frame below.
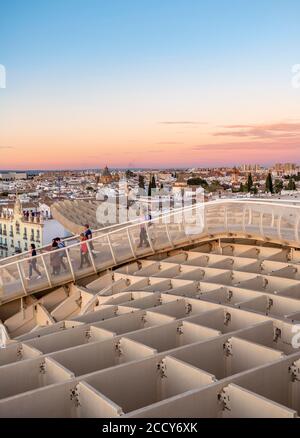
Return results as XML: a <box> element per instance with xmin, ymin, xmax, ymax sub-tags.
<box><xmin>0</xmin><ymin>198</ymin><xmax>70</xmax><ymax>257</ymax></box>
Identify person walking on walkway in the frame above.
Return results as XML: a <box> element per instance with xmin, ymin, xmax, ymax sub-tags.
<box><xmin>26</xmin><ymin>244</ymin><xmax>42</xmax><ymax>280</ymax></box>
<box><xmin>84</xmin><ymin>224</ymin><xmax>98</xmax><ymax>255</ymax></box>
<box><xmin>79</xmin><ymin>233</ymin><xmax>91</xmax><ymax>269</ymax></box>
<box><xmin>56</xmin><ymin>237</ymin><xmax>68</xmax><ymax>272</ymax></box>
<box><xmin>50</xmin><ymin>241</ymin><xmax>61</xmax><ymax>276</ymax></box>
<box><xmin>138</xmin><ymin>212</ymin><xmax>150</xmax><ymax>248</ymax></box>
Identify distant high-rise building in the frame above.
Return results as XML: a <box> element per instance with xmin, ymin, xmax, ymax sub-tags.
<box><xmin>240</xmin><ymin>164</ymin><xmax>260</xmax><ymax>173</ymax></box>
<box><xmin>274</xmin><ymin>163</ymin><xmax>296</xmax><ymax>175</ymax></box>
<box><xmin>0</xmin><ymin>172</ymin><xmax>27</xmax><ymax>181</ymax></box>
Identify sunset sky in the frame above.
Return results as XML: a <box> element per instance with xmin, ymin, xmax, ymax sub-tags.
<box><xmin>0</xmin><ymin>0</ymin><xmax>300</xmax><ymax>170</ymax></box>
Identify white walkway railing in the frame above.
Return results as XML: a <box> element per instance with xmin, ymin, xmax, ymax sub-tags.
<box><xmin>0</xmin><ymin>199</ymin><xmax>299</xmax><ymax>304</ymax></box>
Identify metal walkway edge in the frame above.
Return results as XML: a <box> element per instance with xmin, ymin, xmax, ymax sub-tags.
<box><xmin>0</xmin><ymin>199</ymin><xmax>300</xmax><ymax>304</ymax></box>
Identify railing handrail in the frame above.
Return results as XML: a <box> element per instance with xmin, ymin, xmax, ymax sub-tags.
<box><xmin>2</xmin><ymin>195</ymin><xmax>299</xmax><ymax>267</ymax></box>
<box><xmin>236</xmin><ymin>198</ymin><xmax>300</xmax><ymax>204</ymax></box>
<box><xmin>0</xmin><ymin>202</ymin><xmax>203</xmax><ymax>269</ymax></box>
<box><xmin>4</xmin><ymin>195</ymin><xmax>300</xmax><ymax>265</ymax></box>
<box><xmin>1</xmin><ymin>198</ymin><xmax>300</xmax><ymax>305</ymax></box>
<box><xmin>0</xmin><ymin>203</ymin><xmax>191</xmax><ymax>265</ymax></box>
<box><xmin>1</xmin><ymin>198</ymin><xmax>300</xmax><ymax>271</ymax></box>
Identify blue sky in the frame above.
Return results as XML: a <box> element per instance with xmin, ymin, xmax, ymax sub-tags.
<box><xmin>1</xmin><ymin>0</ymin><xmax>299</xmax><ymax>81</ymax></box>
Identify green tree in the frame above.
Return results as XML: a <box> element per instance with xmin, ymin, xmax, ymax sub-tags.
<box><xmin>138</xmin><ymin>175</ymin><xmax>145</xmax><ymax>189</ymax></box>
<box><xmin>125</xmin><ymin>170</ymin><xmax>134</xmax><ymax>179</ymax></box>
<box><xmin>187</xmin><ymin>178</ymin><xmax>208</xmax><ymax>188</ymax></box>
<box><xmin>239</xmin><ymin>183</ymin><xmax>245</xmax><ymax>193</ymax></box>
<box><xmin>208</xmin><ymin>181</ymin><xmax>222</xmax><ymax>193</ymax></box>
<box><xmin>246</xmin><ymin>173</ymin><xmax>253</xmax><ymax>193</ymax></box>
<box><xmin>265</xmin><ymin>173</ymin><xmax>274</xmax><ymax>194</ymax></box>
<box><xmin>274</xmin><ymin>179</ymin><xmax>283</xmax><ymax>194</ymax></box>
<box><xmin>148</xmin><ymin>174</ymin><xmax>155</xmax><ymax>197</ymax></box>
<box><xmin>287</xmin><ymin>177</ymin><xmax>296</xmax><ymax>191</ymax></box>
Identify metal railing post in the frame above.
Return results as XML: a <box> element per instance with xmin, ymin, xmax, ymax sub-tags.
<box><xmin>144</xmin><ymin>223</ymin><xmax>155</xmax><ymax>253</ymax></box>
<box><xmin>86</xmin><ymin>241</ymin><xmax>97</xmax><ymax>273</ymax></box>
<box><xmin>277</xmin><ymin>215</ymin><xmax>282</xmax><ymax>240</ymax></box>
<box><xmin>248</xmin><ymin>207</ymin><xmax>252</xmax><ymax>226</ymax></box>
<box><xmin>224</xmin><ymin>207</ymin><xmax>228</xmax><ymax>231</ymax></box>
<box><xmin>107</xmin><ymin>234</ymin><xmax>117</xmax><ymax>265</ymax></box>
<box><xmin>65</xmin><ymin>248</ymin><xmax>76</xmax><ymax>282</ymax></box>
<box><xmin>40</xmin><ymin>254</ymin><xmax>52</xmax><ymax>288</ymax></box>
<box><xmin>242</xmin><ymin>207</ymin><xmax>247</xmax><ymax>233</ymax></box>
<box><xmin>126</xmin><ymin>228</ymin><xmax>136</xmax><ymax>258</ymax></box>
<box><xmin>165</xmin><ymin>223</ymin><xmax>175</xmax><ymax>248</ymax></box>
<box><xmin>260</xmin><ymin>212</ymin><xmax>264</xmax><ymax>237</ymax></box>
<box><xmin>21</xmin><ymin>297</ymin><xmax>25</xmax><ymax>319</ymax></box>
<box><xmin>182</xmin><ymin>212</ymin><xmax>193</xmax><ymax>244</ymax></box>
<box><xmin>271</xmin><ymin>212</ymin><xmax>275</xmax><ymax>228</ymax></box>
<box><xmin>204</xmin><ymin>204</ymin><xmax>209</xmax><ymax>233</ymax></box>
<box><xmin>295</xmin><ymin>217</ymin><xmax>300</xmax><ymax>243</ymax></box>
<box><xmin>17</xmin><ymin>262</ymin><xmax>27</xmax><ymax>295</ymax></box>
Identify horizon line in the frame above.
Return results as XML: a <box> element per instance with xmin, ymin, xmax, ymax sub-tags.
<box><xmin>1</xmin><ymin>163</ymin><xmax>300</xmax><ymax>173</ymax></box>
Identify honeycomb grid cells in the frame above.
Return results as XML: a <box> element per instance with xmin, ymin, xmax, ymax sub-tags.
<box><xmin>0</xmin><ymin>242</ymin><xmax>300</xmax><ymax>418</ymax></box>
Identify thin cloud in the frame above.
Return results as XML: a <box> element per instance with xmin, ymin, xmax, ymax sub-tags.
<box><xmin>0</xmin><ymin>146</ymin><xmax>14</xmax><ymax>149</ymax></box>
<box><xmin>156</xmin><ymin>141</ymin><xmax>184</xmax><ymax>145</ymax></box>
<box><xmin>214</xmin><ymin>122</ymin><xmax>300</xmax><ymax>140</ymax></box>
<box><xmin>224</xmin><ymin>122</ymin><xmax>300</xmax><ymax>131</ymax></box>
<box><xmin>191</xmin><ymin>138</ymin><xmax>300</xmax><ymax>153</ymax></box>
<box><xmin>159</xmin><ymin>121</ymin><xmax>206</xmax><ymax>125</ymax></box>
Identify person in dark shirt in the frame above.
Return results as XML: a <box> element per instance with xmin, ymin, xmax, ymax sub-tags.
<box><xmin>27</xmin><ymin>244</ymin><xmax>42</xmax><ymax>280</ymax></box>
<box><xmin>50</xmin><ymin>240</ymin><xmax>61</xmax><ymax>276</ymax></box>
<box><xmin>84</xmin><ymin>224</ymin><xmax>92</xmax><ymax>239</ymax></box>
<box><xmin>138</xmin><ymin>212</ymin><xmax>150</xmax><ymax>248</ymax></box>
<box><xmin>56</xmin><ymin>237</ymin><xmax>68</xmax><ymax>272</ymax></box>
<box><xmin>84</xmin><ymin>224</ymin><xmax>95</xmax><ymax>252</ymax></box>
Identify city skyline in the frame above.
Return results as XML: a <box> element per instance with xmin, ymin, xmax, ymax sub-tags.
<box><xmin>1</xmin><ymin>0</ymin><xmax>300</xmax><ymax>169</ymax></box>
<box><xmin>0</xmin><ymin>161</ymin><xmax>299</xmax><ymax>173</ymax></box>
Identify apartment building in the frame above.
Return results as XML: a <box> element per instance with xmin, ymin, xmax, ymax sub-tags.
<box><xmin>0</xmin><ymin>197</ymin><xmax>70</xmax><ymax>257</ymax></box>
